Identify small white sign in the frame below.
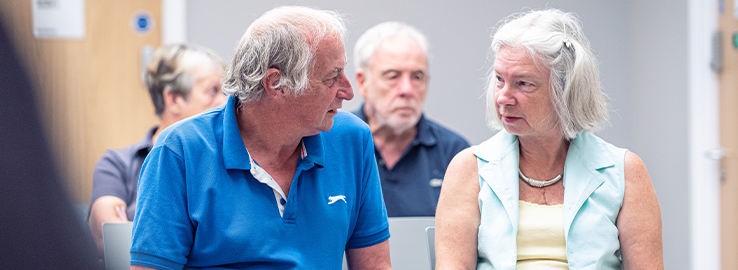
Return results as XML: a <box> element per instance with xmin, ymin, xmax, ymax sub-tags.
<box><xmin>32</xmin><ymin>0</ymin><xmax>85</xmax><ymax>39</ymax></box>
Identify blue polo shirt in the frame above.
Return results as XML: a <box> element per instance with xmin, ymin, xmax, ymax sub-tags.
<box><xmin>131</xmin><ymin>96</ymin><xmax>390</xmax><ymax>269</ymax></box>
<box><xmin>354</xmin><ymin>104</ymin><xmax>470</xmax><ymax>217</ymax></box>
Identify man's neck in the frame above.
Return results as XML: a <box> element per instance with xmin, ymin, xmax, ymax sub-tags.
<box><xmin>236</xmin><ymin>102</ymin><xmax>304</xmax><ymax>197</ymax></box>
<box><xmin>368</xmin><ymin>120</ymin><xmax>417</xmax><ymax>170</ymax></box>
<box><xmin>236</xmin><ymin>103</ymin><xmax>303</xmax><ymax>170</ymax></box>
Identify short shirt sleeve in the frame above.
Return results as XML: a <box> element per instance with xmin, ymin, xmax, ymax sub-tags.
<box><xmin>89</xmin><ymin>151</ymin><xmax>127</xmax><ymax>202</ymax></box>
<box><xmin>88</xmin><ymin>149</ymin><xmax>138</xmax><ymax>220</ymax></box>
<box><xmin>130</xmin><ymin>144</ymin><xmax>193</xmax><ymax>270</ymax></box>
<box><xmin>345</xmin><ymin>128</ymin><xmax>390</xmax><ymax>249</ymax></box>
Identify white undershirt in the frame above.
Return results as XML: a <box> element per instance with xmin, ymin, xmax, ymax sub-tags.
<box><xmin>246</xmin><ymin>140</ymin><xmax>307</xmax><ymax>217</ymax></box>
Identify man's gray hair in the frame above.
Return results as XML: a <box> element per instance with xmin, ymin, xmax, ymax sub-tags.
<box><xmin>486</xmin><ymin>8</ymin><xmax>608</xmax><ymax>140</ymax></box>
<box><xmin>222</xmin><ymin>6</ymin><xmax>347</xmax><ymax>104</ymax></box>
<box><xmin>353</xmin><ymin>21</ymin><xmax>430</xmax><ymax>71</ymax></box>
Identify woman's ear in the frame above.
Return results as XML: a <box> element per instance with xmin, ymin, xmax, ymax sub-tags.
<box><xmin>163</xmin><ymin>90</ymin><xmax>183</xmax><ymax>116</ymax></box>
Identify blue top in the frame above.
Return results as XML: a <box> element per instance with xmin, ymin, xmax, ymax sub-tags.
<box><xmin>89</xmin><ymin>126</ymin><xmax>157</xmax><ymax>220</ymax></box>
<box><xmin>131</xmin><ymin>96</ymin><xmax>390</xmax><ymax>270</ymax></box>
<box><xmin>353</xmin><ymin>104</ymin><xmax>469</xmax><ymax>217</ymax></box>
<box><xmin>474</xmin><ymin>130</ymin><xmax>626</xmax><ymax>269</ymax></box>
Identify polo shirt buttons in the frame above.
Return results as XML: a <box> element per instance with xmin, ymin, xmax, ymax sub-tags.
<box><xmin>280</xmin><ymin>198</ymin><xmax>286</xmax><ymax>205</ymax></box>
<box><xmin>377</xmin><ymin>159</ymin><xmax>386</xmax><ymax>167</ymax></box>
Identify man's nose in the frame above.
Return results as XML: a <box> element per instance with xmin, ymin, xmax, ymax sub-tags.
<box><xmin>396</xmin><ymin>74</ymin><xmax>415</xmax><ymax>97</ymax></box>
<box><xmin>337</xmin><ymin>72</ymin><xmax>354</xmax><ymax>101</ymax></box>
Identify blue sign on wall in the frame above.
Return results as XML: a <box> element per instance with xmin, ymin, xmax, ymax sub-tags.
<box><xmin>130</xmin><ymin>10</ymin><xmax>154</xmax><ymax>36</ymax></box>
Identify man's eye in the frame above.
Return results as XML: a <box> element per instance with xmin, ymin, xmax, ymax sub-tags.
<box><xmin>323</xmin><ymin>76</ymin><xmax>338</xmax><ymax>87</ymax></box>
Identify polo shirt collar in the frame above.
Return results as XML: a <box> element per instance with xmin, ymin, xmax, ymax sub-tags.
<box><xmin>354</xmin><ymin>102</ymin><xmax>437</xmax><ymax>147</ymax></box>
<box><xmin>302</xmin><ymin>133</ymin><xmax>325</xmax><ymax>168</ymax></box>
<box><xmin>223</xmin><ymin>96</ymin><xmax>252</xmax><ymax>170</ymax></box>
<box><xmin>413</xmin><ymin>114</ymin><xmax>437</xmax><ymax>147</ymax></box>
<box><xmin>222</xmin><ymin>95</ymin><xmax>326</xmax><ymax>170</ymax></box>
<box><xmin>134</xmin><ymin>126</ymin><xmax>158</xmax><ymax>156</ymax></box>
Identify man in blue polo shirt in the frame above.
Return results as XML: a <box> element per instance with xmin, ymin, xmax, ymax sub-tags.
<box><xmin>130</xmin><ymin>6</ymin><xmax>391</xmax><ymax>270</ymax></box>
<box><xmin>353</xmin><ymin>22</ymin><xmax>470</xmax><ymax>217</ymax></box>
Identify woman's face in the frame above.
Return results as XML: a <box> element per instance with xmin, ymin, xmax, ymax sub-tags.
<box><xmin>493</xmin><ymin>46</ymin><xmax>559</xmax><ymax>139</ymax></box>
<box><xmin>179</xmin><ymin>65</ymin><xmax>227</xmax><ymax>119</ymax></box>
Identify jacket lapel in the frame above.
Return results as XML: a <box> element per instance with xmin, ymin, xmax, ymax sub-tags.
<box><xmin>475</xmin><ymin>131</ymin><xmax>520</xmax><ymax>234</ymax></box>
<box><xmin>562</xmin><ymin>133</ymin><xmax>615</xmax><ymax>240</ymax></box>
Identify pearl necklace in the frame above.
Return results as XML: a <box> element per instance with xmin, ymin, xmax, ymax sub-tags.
<box><xmin>518</xmin><ymin>169</ymin><xmax>562</xmax><ymax>188</ymax></box>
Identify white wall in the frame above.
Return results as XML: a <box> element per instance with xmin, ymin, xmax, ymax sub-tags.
<box><xmin>628</xmin><ymin>1</ymin><xmax>690</xmax><ymax>268</ymax></box>
<box><xmin>186</xmin><ymin>0</ymin><xmax>692</xmax><ymax>268</ymax></box>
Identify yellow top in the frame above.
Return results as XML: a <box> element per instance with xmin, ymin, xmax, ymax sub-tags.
<box><xmin>516</xmin><ymin>200</ymin><xmax>569</xmax><ymax>269</ymax></box>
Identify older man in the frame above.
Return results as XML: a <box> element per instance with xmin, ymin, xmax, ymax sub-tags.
<box><xmin>130</xmin><ymin>7</ymin><xmax>391</xmax><ymax>270</ymax></box>
<box><xmin>353</xmin><ymin>22</ymin><xmax>470</xmax><ymax>217</ymax></box>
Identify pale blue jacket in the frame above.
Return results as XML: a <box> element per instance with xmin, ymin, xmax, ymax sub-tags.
<box><xmin>474</xmin><ymin>130</ymin><xmax>626</xmax><ymax>270</ymax></box>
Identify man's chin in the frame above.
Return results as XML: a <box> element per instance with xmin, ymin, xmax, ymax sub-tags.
<box><xmin>319</xmin><ymin>119</ymin><xmax>335</xmax><ymax>132</ymax></box>
<box><xmin>387</xmin><ymin>117</ymin><xmax>419</xmax><ymax>135</ymax></box>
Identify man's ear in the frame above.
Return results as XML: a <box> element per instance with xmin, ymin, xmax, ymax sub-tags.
<box><xmin>263</xmin><ymin>68</ymin><xmax>284</xmax><ymax>102</ymax></box>
<box><xmin>163</xmin><ymin>90</ymin><xmax>183</xmax><ymax>116</ymax></box>
<box><xmin>355</xmin><ymin>68</ymin><xmax>368</xmax><ymax>98</ymax></box>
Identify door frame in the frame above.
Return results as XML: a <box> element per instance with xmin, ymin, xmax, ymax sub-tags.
<box><xmin>688</xmin><ymin>0</ymin><xmax>720</xmax><ymax>268</ymax></box>
<box><xmin>162</xmin><ymin>0</ymin><xmax>187</xmax><ymax>44</ymax></box>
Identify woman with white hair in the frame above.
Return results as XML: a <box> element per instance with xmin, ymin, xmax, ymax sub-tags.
<box><xmin>435</xmin><ymin>9</ymin><xmax>663</xmax><ymax>269</ymax></box>
<box><xmin>88</xmin><ymin>43</ymin><xmax>226</xmax><ymax>259</ymax></box>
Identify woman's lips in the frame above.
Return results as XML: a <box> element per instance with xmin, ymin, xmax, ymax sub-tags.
<box><xmin>503</xmin><ymin>116</ymin><xmax>520</xmax><ymax>123</ymax></box>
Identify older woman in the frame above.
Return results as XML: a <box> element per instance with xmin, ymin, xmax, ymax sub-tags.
<box><xmin>88</xmin><ymin>44</ymin><xmax>227</xmax><ymax>257</ymax></box>
<box><xmin>435</xmin><ymin>9</ymin><xmax>663</xmax><ymax>269</ymax></box>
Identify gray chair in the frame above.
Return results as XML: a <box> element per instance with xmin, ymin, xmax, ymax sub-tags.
<box><xmin>102</xmin><ymin>222</ymin><xmax>133</xmax><ymax>270</ymax></box>
<box><xmin>343</xmin><ymin>217</ymin><xmax>435</xmax><ymax>270</ymax></box>
<box><xmin>426</xmin><ymin>226</ymin><xmax>435</xmax><ymax>270</ymax></box>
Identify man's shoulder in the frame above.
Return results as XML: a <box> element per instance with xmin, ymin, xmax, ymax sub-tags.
<box><xmin>422</xmin><ymin>116</ymin><xmax>469</xmax><ymax>145</ymax></box>
<box><xmin>155</xmin><ymin>109</ymin><xmax>224</xmax><ymax>151</ymax></box>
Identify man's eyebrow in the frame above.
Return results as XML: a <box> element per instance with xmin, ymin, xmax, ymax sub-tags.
<box><xmin>380</xmin><ymin>69</ymin><xmax>400</xmax><ymax>76</ymax></box>
<box><xmin>324</xmin><ymin>67</ymin><xmax>343</xmax><ymax>79</ymax></box>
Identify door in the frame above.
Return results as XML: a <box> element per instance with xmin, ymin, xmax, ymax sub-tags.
<box><xmin>0</xmin><ymin>0</ymin><xmax>161</xmax><ymax>203</ymax></box>
<box><xmin>719</xmin><ymin>0</ymin><xmax>738</xmax><ymax>269</ymax></box>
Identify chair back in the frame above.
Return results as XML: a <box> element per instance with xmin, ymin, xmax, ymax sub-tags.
<box><xmin>426</xmin><ymin>226</ymin><xmax>435</xmax><ymax>270</ymax></box>
<box><xmin>102</xmin><ymin>222</ymin><xmax>133</xmax><ymax>270</ymax></box>
<box><xmin>342</xmin><ymin>217</ymin><xmax>435</xmax><ymax>270</ymax></box>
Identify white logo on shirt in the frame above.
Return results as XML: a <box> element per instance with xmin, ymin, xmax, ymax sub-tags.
<box><xmin>429</xmin><ymin>178</ymin><xmax>443</xmax><ymax>187</ymax></box>
<box><xmin>328</xmin><ymin>195</ymin><xmax>347</xmax><ymax>204</ymax></box>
